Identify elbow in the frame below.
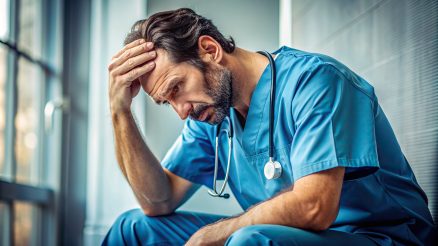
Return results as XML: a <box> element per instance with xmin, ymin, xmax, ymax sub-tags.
<box><xmin>308</xmin><ymin>218</ymin><xmax>333</xmax><ymax>231</ymax></box>
<box><xmin>304</xmin><ymin>202</ymin><xmax>339</xmax><ymax>231</ymax></box>
<box><xmin>141</xmin><ymin>202</ymin><xmax>174</xmax><ymax>217</ymax></box>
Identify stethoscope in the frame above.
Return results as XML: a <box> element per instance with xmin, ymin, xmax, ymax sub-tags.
<box><xmin>208</xmin><ymin>51</ymin><xmax>282</xmax><ymax>199</ymax></box>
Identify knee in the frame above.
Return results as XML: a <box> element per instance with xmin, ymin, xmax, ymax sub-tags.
<box><xmin>225</xmin><ymin>225</ymin><xmax>269</xmax><ymax>246</ymax></box>
<box><xmin>102</xmin><ymin>209</ymin><xmax>159</xmax><ymax>245</ymax></box>
<box><xmin>114</xmin><ymin>208</ymin><xmax>149</xmax><ymax>231</ymax></box>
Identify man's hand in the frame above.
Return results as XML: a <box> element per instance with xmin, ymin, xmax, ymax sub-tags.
<box><xmin>108</xmin><ymin>39</ymin><xmax>156</xmax><ymax>114</ymax></box>
<box><xmin>185</xmin><ymin>220</ymin><xmax>233</xmax><ymax>246</ymax></box>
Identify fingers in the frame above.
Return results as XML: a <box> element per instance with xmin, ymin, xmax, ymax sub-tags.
<box><xmin>112</xmin><ymin>50</ymin><xmax>156</xmax><ymax>76</ymax></box>
<box><xmin>113</xmin><ymin>39</ymin><xmax>145</xmax><ymax>59</ymax></box>
<box><xmin>118</xmin><ymin>61</ymin><xmax>156</xmax><ymax>84</ymax></box>
<box><xmin>108</xmin><ymin>40</ymin><xmax>154</xmax><ymax>71</ymax></box>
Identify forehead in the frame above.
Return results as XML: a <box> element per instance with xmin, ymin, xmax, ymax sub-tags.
<box><xmin>143</xmin><ymin>49</ymin><xmax>192</xmax><ymax>96</ymax></box>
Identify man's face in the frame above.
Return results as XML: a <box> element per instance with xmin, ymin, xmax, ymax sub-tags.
<box><xmin>139</xmin><ymin>49</ymin><xmax>232</xmax><ymax>125</ymax></box>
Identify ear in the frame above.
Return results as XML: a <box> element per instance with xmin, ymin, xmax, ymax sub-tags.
<box><xmin>198</xmin><ymin>35</ymin><xmax>223</xmax><ymax>64</ymax></box>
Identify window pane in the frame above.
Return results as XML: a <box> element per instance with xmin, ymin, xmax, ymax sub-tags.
<box><xmin>18</xmin><ymin>0</ymin><xmax>42</xmax><ymax>58</ymax></box>
<box><xmin>14</xmin><ymin>202</ymin><xmax>39</xmax><ymax>246</ymax></box>
<box><xmin>0</xmin><ymin>202</ymin><xmax>11</xmax><ymax>245</ymax></box>
<box><xmin>0</xmin><ymin>0</ymin><xmax>9</xmax><ymax>40</ymax></box>
<box><xmin>15</xmin><ymin>58</ymin><xmax>42</xmax><ymax>185</ymax></box>
<box><xmin>0</xmin><ymin>45</ymin><xmax>6</xmax><ymax>177</ymax></box>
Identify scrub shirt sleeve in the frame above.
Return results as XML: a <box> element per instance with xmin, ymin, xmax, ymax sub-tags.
<box><xmin>161</xmin><ymin>119</ymin><xmax>222</xmax><ymax>188</ymax></box>
<box><xmin>290</xmin><ymin>63</ymin><xmax>379</xmax><ymax>181</ymax></box>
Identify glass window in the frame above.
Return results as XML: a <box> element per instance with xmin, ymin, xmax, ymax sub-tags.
<box><xmin>0</xmin><ymin>0</ymin><xmax>9</xmax><ymax>40</ymax></box>
<box><xmin>15</xmin><ymin>58</ymin><xmax>42</xmax><ymax>185</ymax></box>
<box><xmin>1</xmin><ymin>0</ymin><xmax>61</xmax><ymax>244</ymax></box>
<box><xmin>0</xmin><ymin>202</ymin><xmax>10</xmax><ymax>245</ymax></box>
<box><xmin>14</xmin><ymin>202</ymin><xmax>39</xmax><ymax>246</ymax></box>
<box><xmin>0</xmin><ymin>45</ymin><xmax>6</xmax><ymax>177</ymax></box>
<box><xmin>18</xmin><ymin>0</ymin><xmax>42</xmax><ymax>59</ymax></box>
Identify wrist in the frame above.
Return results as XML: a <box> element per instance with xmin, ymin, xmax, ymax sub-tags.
<box><xmin>213</xmin><ymin>217</ymin><xmax>240</xmax><ymax>237</ymax></box>
<box><xmin>111</xmin><ymin>106</ymin><xmax>132</xmax><ymax>119</ymax></box>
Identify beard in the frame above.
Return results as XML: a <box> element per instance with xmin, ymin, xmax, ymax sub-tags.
<box><xmin>189</xmin><ymin>63</ymin><xmax>233</xmax><ymax>125</ymax></box>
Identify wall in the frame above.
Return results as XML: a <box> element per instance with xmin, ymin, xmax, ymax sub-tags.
<box><xmin>84</xmin><ymin>0</ymin><xmax>279</xmax><ymax>244</ymax></box>
<box><xmin>84</xmin><ymin>0</ymin><xmax>147</xmax><ymax>245</ymax></box>
<box><xmin>289</xmin><ymin>0</ymin><xmax>438</xmax><ymax>222</ymax></box>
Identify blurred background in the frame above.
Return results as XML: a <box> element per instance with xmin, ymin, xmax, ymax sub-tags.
<box><xmin>0</xmin><ymin>0</ymin><xmax>437</xmax><ymax>245</ymax></box>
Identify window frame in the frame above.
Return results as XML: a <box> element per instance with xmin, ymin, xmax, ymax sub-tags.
<box><xmin>0</xmin><ymin>0</ymin><xmax>62</xmax><ymax>245</ymax></box>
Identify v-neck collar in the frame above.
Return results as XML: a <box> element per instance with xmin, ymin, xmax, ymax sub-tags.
<box><xmin>230</xmin><ymin>47</ymin><xmax>284</xmax><ymax>156</ymax></box>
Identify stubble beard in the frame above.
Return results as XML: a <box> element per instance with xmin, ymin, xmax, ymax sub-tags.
<box><xmin>190</xmin><ymin>64</ymin><xmax>234</xmax><ymax>125</ymax></box>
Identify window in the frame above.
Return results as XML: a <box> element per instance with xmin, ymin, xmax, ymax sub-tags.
<box><xmin>0</xmin><ymin>0</ymin><xmax>62</xmax><ymax>245</ymax></box>
<box><xmin>15</xmin><ymin>58</ymin><xmax>43</xmax><ymax>186</ymax></box>
<box><xmin>14</xmin><ymin>202</ymin><xmax>40</xmax><ymax>246</ymax></box>
<box><xmin>0</xmin><ymin>46</ymin><xmax>6</xmax><ymax>177</ymax></box>
<box><xmin>0</xmin><ymin>202</ymin><xmax>10</xmax><ymax>245</ymax></box>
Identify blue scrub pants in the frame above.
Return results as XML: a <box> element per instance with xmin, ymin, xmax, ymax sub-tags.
<box><xmin>102</xmin><ymin>209</ymin><xmax>377</xmax><ymax>246</ymax></box>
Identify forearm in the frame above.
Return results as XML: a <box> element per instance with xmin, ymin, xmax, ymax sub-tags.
<box><xmin>112</xmin><ymin>110</ymin><xmax>172</xmax><ymax>212</ymax></box>
<box><xmin>230</xmin><ymin>190</ymin><xmax>331</xmax><ymax>231</ymax></box>
<box><xmin>214</xmin><ymin>190</ymin><xmax>324</xmax><ymax>237</ymax></box>
<box><xmin>190</xmin><ymin>168</ymin><xmax>345</xmax><ymax>245</ymax></box>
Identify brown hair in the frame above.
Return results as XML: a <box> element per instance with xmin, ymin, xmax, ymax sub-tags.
<box><xmin>124</xmin><ymin>8</ymin><xmax>235</xmax><ymax>71</ymax></box>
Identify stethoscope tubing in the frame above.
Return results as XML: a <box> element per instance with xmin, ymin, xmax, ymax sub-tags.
<box><xmin>208</xmin><ymin>129</ymin><xmax>232</xmax><ymax>198</ymax></box>
<box><xmin>209</xmin><ymin>51</ymin><xmax>277</xmax><ymax>198</ymax></box>
<box><xmin>260</xmin><ymin>51</ymin><xmax>277</xmax><ymax>160</ymax></box>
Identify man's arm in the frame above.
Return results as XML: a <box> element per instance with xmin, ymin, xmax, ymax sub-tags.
<box><xmin>186</xmin><ymin>167</ymin><xmax>345</xmax><ymax>245</ymax></box>
<box><xmin>109</xmin><ymin>39</ymin><xmax>198</xmax><ymax>215</ymax></box>
<box><xmin>112</xmin><ymin>111</ymin><xmax>198</xmax><ymax>215</ymax></box>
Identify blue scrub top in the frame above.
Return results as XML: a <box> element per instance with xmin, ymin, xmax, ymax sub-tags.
<box><xmin>162</xmin><ymin>46</ymin><xmax>436</xmax><ymax>245</ymax></box>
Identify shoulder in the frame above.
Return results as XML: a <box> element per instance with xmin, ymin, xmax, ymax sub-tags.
<box><xmin>275</xmin><ymin>46</ymin><xmax>347</xmax><ymax>78</ymax></box>
<box><xmin>275</xmin><ymin>46</ymin><xmax>377</xmax><ymax>103</ymax></box>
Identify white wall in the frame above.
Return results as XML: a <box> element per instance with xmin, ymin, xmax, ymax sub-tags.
<box><xmin>85</xmin><ymin>0</ymin><xmax>279</xmax><ymax>244</ymax></box>
<box><xmin>84</xmin><ymin>0</ymin><xmax>147</xmax><ymax>245</ymax></box>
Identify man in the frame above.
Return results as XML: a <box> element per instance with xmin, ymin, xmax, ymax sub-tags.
<box><xmin>103</xmin><ymin>8</ymin><xmax>436</xmax><ymax>246</ymax></box>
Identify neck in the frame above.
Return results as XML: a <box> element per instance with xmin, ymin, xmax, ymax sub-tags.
<box><xmin>223</xmin><ymin>48</ymin><xmax>270</xmax><ymax>119</ymax></box>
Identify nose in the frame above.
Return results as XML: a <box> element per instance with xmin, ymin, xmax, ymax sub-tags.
<box><xmin>170</xmin><ymin>100</ymin><xmax>192</xmax><ymax>120</ymax></box>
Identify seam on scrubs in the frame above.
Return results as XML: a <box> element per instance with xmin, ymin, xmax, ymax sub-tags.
<box><xmin>293</xmin><ymin>156</ymin><xmax>379</xmax><ymax>181</ymax></box>
<box><xmin>320</xmin><ymin>63</ymin><xmax>376</xmax><ymax>107</ymax></box>
<box><xmin>291</xmin><ymin>63</ymin><xmax>344</xmax><ymax>129</ymax></box>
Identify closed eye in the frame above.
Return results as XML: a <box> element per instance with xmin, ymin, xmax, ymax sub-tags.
<box><xmin>155</xmin><ymin>79</ymin><xmax>183</xmax><ymax>106</ymax></box>
<box><xmin>162</xmin><ymin>82</ymin><xmax>181</xmax><ymax>103</ymax></box>
<box><xmin>170</xmin><ymin>83</ymin><xmax>180</xmax><ymax>97</ymax></box>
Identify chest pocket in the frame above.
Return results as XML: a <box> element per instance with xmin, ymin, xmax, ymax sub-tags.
<box><xmin>247</xmin><ymin>145</ymin><xmax>294</xmax><ymax>197</ymax></box>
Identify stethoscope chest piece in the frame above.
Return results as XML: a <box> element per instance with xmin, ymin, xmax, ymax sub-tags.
<box><xmin>264</xmin><ymin>158</ymin><xmax>282</xmax><ymax>180</ymax></box>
